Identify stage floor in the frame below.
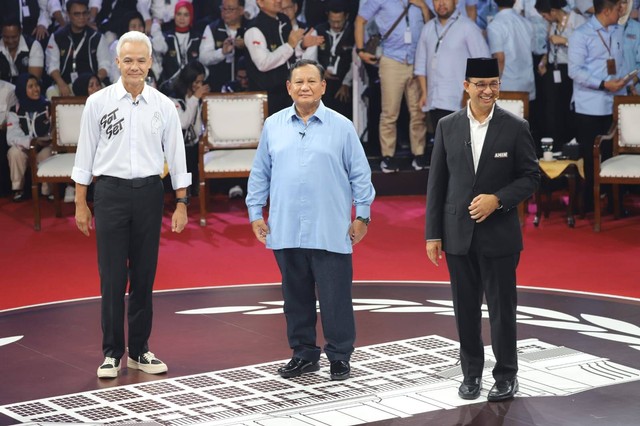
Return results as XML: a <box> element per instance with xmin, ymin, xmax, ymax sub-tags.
<box><xmin>1</xmin><ymin>282</ymin><xmax>639</xmax><ymax>425</ymax></box>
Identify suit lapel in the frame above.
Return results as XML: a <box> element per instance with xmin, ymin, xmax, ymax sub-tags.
<box><xmin>458</xmin><ymin>109</ymin><xmax>474</xmax><ymax>175</ymax></box>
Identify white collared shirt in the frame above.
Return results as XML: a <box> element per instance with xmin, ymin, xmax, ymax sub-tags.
<box><xmin>72</xmin><ymin>78</ymin><xmax>191</xmax><ymax>190</ymax></box>
<box><xmin>466</xmin><ymin>101</ymin><xmax>496</xmax><ymax>172</ymax></box>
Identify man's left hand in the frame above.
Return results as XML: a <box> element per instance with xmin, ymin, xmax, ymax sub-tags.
<box><xmin>349</xmin><ymin>219</ymin><xmax>368</xmax><ymax>245</ymax></box>
<box><xmin>468</xmin><ymin>194</ymin><xmax>500</xmax><ymax>223</ymax></box>
<box><xmin>172</xmin><ymin>204</ymin><xmax>188</xmax><ymax>232</ymax></box>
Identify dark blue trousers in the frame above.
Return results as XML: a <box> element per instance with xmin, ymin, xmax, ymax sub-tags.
<box><xmin>273</xmin><ymin>248</ymin><xmax>355</xmax><ymax>362</ymax></box>
<box><xmin>94</xmin><ymin>175</ymin><xmax>164</xmax><ymax>359</ymax></box>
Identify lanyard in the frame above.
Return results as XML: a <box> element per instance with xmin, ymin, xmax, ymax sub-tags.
<box><xmin>71</xmin><ymin>33</ymin><xmax>87</xmax><ymax>72</ymax></box>
<box><xmin>328</xmin><ymin>29</ymin><xmax>345</xmax><ymax>59</ymax></box>
<box><xmin>434</xmin><ymin>16</ymin><xmax>458</xmax><ymax>54</ymax></box>
<box><xmin>596</xmin><ymin>28</ymin><xmax>613</xmax><ymax>58</ymax></box>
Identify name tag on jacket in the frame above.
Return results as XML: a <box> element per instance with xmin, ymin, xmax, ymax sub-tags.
<box><xmin>494</xmin><ymin>152</ymin><xmax>508</xmax><ymax>158</ymax></box>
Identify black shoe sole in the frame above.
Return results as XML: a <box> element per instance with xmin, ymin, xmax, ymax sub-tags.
<box><xmin>330</xmin><ymin>372</ymin><xmax>350</xmax><ymax>381</ymax></box>
<box><xmin>278</xmin><ymin>363</ymin><xmax>320</xmax><ymax>378</ymax></box>
<box><xmin>458</xmin><ymin>391</ymin><xmax>481</xmax><ymax>400</ymax></box>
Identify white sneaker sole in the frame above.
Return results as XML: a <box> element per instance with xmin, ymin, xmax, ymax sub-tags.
<box><xmin>97</xmin><ymin>364</ymin><xmax>120</xmax><ymax>378</ymax></box>
<box><xmin>127</xmin><ymin>357</ymin><xmax>168</xmax><ymax>374</ymax></box>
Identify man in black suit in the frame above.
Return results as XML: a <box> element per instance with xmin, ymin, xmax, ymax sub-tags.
<box><xmin>425</xmin><ymin>58</ymin><xmax>539</xmax><ymax>402</ymax></box>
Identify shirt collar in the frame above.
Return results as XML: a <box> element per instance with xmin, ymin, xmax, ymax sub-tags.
<box><xmin>466</xmin><ymin>100</ymin><xmax>496</xmax><ymax>126</ymax></box>
<box><xmin>287</xmin><ymin>101</ymin><xmax>327</xmax><ymax>124</ymax></box>
<box><xmin>115</xmin><ymin>77</ymin><xmax>150</xmax><ymax>104</ymax></box>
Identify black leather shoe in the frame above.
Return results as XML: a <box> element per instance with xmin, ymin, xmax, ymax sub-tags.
<box><xmin>330</xmin><ymin>360</ymin><xmax>350</xmax><ymax>381</ymax></box>
<box><xmin>458</xmin><ymin>377</ymin><xmax>482</xmax><ymax>400</ymax></box>
<box><xmin>487</xmin><ymin>377</ymin><xmax>518</xmax><ymax>402</ymax></box>
<box><xmin>277</xmin><ymin>357</ymin><xmax>320</xmax><ymax>378</ymax></box>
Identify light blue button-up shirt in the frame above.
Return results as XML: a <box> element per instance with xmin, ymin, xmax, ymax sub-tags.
<box><xmin>414</xmin><ymin>13</ymin><xmax>490</xmax><ymax>112</ymax></box>
<box><xmin>358</xmin><ymin>0</ymin><xmax>425</xmax><ymax>64</ymax></box>
<box><xmin>246</xmin><ymin>102</ymin><xmax>375</xmax><ymax>255</ymax></box>
<box><xmin>622</xmin><ymin>19</ymin><xmax>640</xmax><ymax>92</ymax></box>
<box><xmin>568</xmin><ymin>15</ymin><xmax>625</xmax><ymax>115</ymax></box>
<box><xmin>488</xmin><ymin>8</ymin><xmax>536</xmax><ymax>101</ymax></box>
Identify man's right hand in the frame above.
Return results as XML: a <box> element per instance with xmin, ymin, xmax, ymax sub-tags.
<box><xmin>358</xmin><ymin>51</ymin><xmax>378</xmax><ymax>65</ymax></box>
<box><xmin>75</xmin><ymin>203</ymin><xmax>93</xmax><ymax>237</ymax></box>
<box><xmin>251</xmin><ymin>218</ymin><xmax>270</xmax><ymax>244</ymax></box>
<box><xmin>59</xmin><ymin>82</ymin><xmax>72</xmax><ymax>97</ymax></box>
<box><xmin>426</xmin><ymin>240</ymin><xmax>442</xmax><ymax>266</ymax></box>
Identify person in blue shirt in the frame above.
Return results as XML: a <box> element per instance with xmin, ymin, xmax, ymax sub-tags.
<box><xmin>414</xmin><ymin>0</ymin><xmax>490</xmax><ymax>131</ymax></box>
<box><xmin>619</xmin><ymin>0</ymin><xmax>640</xmax><ymax>93</ymax></box>
<box><xmin>355</xmin><ymin>0</ymin><xmax>430</xmax><ymax>172</ymax></box>
<box><xmin>246</xmin><ymin>59</ymin><xmax>375</xmax><ymax>382</ymax></box>
<box><xmin>568</xmin><ymin>0</ymin><xmax>626</xmax><ymax>212</ymax></box>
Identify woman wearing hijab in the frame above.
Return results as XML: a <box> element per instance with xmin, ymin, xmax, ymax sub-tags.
<box><xmin>170</xmin><ymin>60</ymin><xmax>209</xmax><ymax>194</ymax></box>
<box><xmin>6</xmin><ymin>73</ymin><xmax>52</xmax><ymax>202</ymax></box>
<box><xmin>151</xmin><ymin>1</ymin><xmax>202</xmax><ymax>95</ymax></box>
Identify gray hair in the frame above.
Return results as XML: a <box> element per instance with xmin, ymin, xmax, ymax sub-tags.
<box><xmin>116</xmin><ymin>31</ymin><xmax>152</xmax><ymax>58</ymax></box>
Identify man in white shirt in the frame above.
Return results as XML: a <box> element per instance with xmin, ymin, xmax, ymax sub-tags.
<box><xmin>72</xmin><ymin>31</ymin><xmax>191</xmax><ymax>379</ymax></box>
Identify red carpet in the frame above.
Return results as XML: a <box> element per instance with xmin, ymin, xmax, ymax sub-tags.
<box><xmin>1</xmin><ymin>193</ymin><xmax>639</xmax><ymax>311</ymax></box>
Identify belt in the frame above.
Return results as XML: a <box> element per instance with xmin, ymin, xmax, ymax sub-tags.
<box><xmin>99</xmin><ymin>175</ymin><xmax>161</xmax><ymax>188</ymax></box>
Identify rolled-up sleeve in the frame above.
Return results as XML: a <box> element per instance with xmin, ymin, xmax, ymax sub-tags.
<box><xmin>72</xmin><ymin>98</ymin><xmax>100</xmax><ymax>185</ymax></box>
<box><xmin>162</xmin><ymin>103</ymin><xmax>191</xmax><ymax>189</ymax></box>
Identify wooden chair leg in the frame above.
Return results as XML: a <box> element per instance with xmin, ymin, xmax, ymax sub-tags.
<box><xmin>612</xmin><ymin>184</ymin><xmax>620</xmax><ymax>220</ymax></box>
<box><xmin>53</xmin><ymin>183</ymin><xmax>63</xmax><ymax>217</ymax></box>
<box><xmin>32</xmin><ymin>180</ymin><xmax>41</xmax><ymax>231</ymax></box>
<box><xmin>594</xmin><ymin>181</ymin><xmax>601</xmax><ymax>232</ymax></box>
<box><xmin>199</xmin><ymin>179</ymin><xmax>207</xmax><ymax>227</ymax></box>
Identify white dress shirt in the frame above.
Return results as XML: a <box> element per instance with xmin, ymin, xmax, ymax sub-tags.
<box><xmin>467</xmin><ymin>101</ymin><xmax>496</xmax><ymax>172</ymax></box>
<box><xmin>72</xmin><ymin>78</ymin><xmax>191</xmax><ymax>190</ymax></box>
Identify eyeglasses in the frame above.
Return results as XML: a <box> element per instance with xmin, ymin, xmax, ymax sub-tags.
<box><xmin>467</xmin><ymin>80</ymin><xmax>500</xmax><ymax>91</ymax></box>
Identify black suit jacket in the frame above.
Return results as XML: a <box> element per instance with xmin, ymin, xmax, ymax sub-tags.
<box><xmin>425</xmin><ymin>105</ymin><xmax>540</xmax><ymax>257</ymax></box>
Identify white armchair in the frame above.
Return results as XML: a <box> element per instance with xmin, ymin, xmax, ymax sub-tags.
<box><xmin>29</xmin><ymin>96</ymin><xmax>86</xmax><ymax>231</ymax></box>
<box><xmin>593</xmin><ymin>95</ymin><xmax>640</xmax><ymax>232</ymax></box>
<box><xmin>198</xmin><ymin>91</ymin><xmax>268</xmax><ymax>226</ymax></box>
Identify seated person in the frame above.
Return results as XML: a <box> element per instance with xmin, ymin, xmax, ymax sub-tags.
<box><xmin>221</xmin><ymin>56</ymin><xmax>250</xmax><ymax>93</ymax></box>
<box><xmin>169</xmin><ymin>60</ymin><xmax>209</xmax><ymax>193</ymax></box>
<box><xmin>6</xmin><ymin>74</ymin><xmax>51</xmax><ymax>202</ymax></box>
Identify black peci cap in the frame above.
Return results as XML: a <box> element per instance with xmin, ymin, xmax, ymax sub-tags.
<box><xmin>465</xmin><ymin>58</ymin><xmax>500</xmax><ymax>79</ymax></box>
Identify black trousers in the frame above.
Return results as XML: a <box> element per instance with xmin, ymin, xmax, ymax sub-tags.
<box><xmin>445</xmin><ymin>240</ymin><xmax>520</xmax><ymax>382</ymax></box>
<box><xmin>94</xmin><ymin>175</ymin><xmax>164</xmax><ymax>359</ymax></box>
<box><xmin>574</xmin><ymin>113</ymin><xmax>613</xmax><ymax>211</ymax></box>
<box><xmin>273</xmin><ymin>248</ymin><xmax>355</xmax><ymax>362</ymax></box>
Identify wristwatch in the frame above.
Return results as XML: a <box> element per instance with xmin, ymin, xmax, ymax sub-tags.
<box><xmin>176</xmin><ymin>197</ymin><xmax>189</xmax><ymax>206</ymax></box>
<box><xmin>355</xmin><ymin>47</ymin><xmax>365</xmax><ymax>54</ymax></box>
<box><xmin>356</xmin><ymin>216</ymin><xmax>370</xmax><ymax>225</ymax></box>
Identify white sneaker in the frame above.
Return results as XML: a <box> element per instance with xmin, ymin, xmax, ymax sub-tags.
<box><xmin>97</xmin><ymin>357</ymin><xmax>120</xmax><ymax>378</ymax></box>
<box><xmin>41</xmin><ymin>183</ymin><xmax>51</xmax><ymax>196</ymax></box>
<box><xmin>127</xmin><ymin>351</ymin><xmax>168</xmax><ymax>374</ymax></box>
<box><xmin>63</xmin><ymin>185</ymin><xmax>75</xmax><ymax>203</ymax></box>
<box><xmin>228</xmin><ymin>185</ymin><xmax>243</xmax><ymax>199</ymax></box>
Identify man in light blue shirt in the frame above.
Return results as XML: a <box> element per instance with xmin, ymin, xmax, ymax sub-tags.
<box><xmin>246</xmin><ymin>59</ymin><xmax>375</xmax><ymax>382</ymax></box>
<box><xmin>568</xmin><ymin>0</ymin><xmax>626</xmax><ymax>211</ymax></box>
<box><xmin>415</xmin><ymin>0</ymin><xmax>490</xmax><ymax>130</ymax></box>
<box><xmin>355</xmin><ymin>0</ymin><xmax>430</xmax><ymax>172</ymax></box>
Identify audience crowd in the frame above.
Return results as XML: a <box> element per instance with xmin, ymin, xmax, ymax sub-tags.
<box><xmin>1</xmin><ymin>0</ymin><xmax>639</xmax><ymax>212</ymax></box>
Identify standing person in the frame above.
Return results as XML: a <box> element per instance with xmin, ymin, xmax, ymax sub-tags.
<box><xmin>425</xmin><ymin>58</ymin><xmax>539</xmax><ymax>402</ymax></box>
<box><xmin>244</xmin><ymin>0</ymin><xmax>323</xmax><ymax>115</ymax></box>
<box><xmin>355</xmin><ymin>0</ymin><xmax>430</xmax><ymax>172</ymax></box>
<box><xmin>72</xmin><ymin>31</ymin><xmax>191</xmax><ymax>379</ymax></box>
<box><xmin>246</xmin><ymin>59</ymin><xmax>375</xmax><ymax>381</ymax></box>
<box><xmin>415</xmin><ymin>0</ymin><xmax>490</xmax><ymax>134</ymax></box>
<box><xmin>568</xmin><ymin>0</ymin><xmax>626</xmax><ymax>213</ymax></box>
<box><xmin>535</xmin><ymin>0</ymin><xmax>586</xmax><ymax>150</ymax></box>
<box><xmin>315</xmin><ymin>1</ymin><xmax>355</xmax><ymax>119</ymax></box>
